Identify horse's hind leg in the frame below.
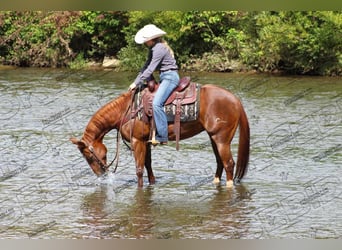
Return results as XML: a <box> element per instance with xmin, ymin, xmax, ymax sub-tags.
<box><xmin>214</xmin><ymin>141</ymin><xmax>235</xmax><ymax>188</ymax></box>
<box><xmin>210</xmin><ymin>138</ymin><xmax>224</xmax><ymax>184</ymax></box>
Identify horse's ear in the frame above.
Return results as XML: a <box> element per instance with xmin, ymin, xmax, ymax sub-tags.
<box><xmin>70</xmin><ymin>137</ymin><xmax>86</xmax><ymax>150</ymax></box>
<box><xmin>70</xmin><ymin>137</ymin><xmax>79</xmax><ymax>145</ymax></box>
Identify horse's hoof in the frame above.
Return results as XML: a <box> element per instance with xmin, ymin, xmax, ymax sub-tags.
<box><xmin>213</xmin><ymin>177</ymin><xmax>220</xmax><ymax>185</ymax></box>
<box><xmin>149</xmin><ymin>177</ymin><xmax>156</xmax><ymax>185</ymax></box>
<box><xmin>226</xmin><ymin>180</ymin><xmax>234</xmax><ymax>188</ymax></box>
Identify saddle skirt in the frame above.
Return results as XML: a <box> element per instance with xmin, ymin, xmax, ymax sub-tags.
<box><xmin>134</xmin><ymin>77</ymin><xmax>200</xmax><ymax>123</ymax></box>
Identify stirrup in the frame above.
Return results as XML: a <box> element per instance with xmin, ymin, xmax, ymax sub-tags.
<box><xmin>148</xmin><ymin>139</ymin><xmax>167</xmax><ymax>146</ymax></box>
<box><xmin>148</xmin><ymin>139</ymin><xmax>160</xmax><ymax>146</ymax></box>
<box><xmin>149</xmin><ymin>127</ymin><xmax>158</xmax><ymax>146</ymax></box>
<box><xmin>149</xmin><ymin>124</ymin><xmax>168</xmax><ymax>146</ymax></box>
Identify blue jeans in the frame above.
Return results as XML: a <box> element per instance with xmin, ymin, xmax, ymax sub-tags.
<box><xmin>153</xmin><ymin>70</ymin><xmax>179</xmax><ymax>142</ymax></box>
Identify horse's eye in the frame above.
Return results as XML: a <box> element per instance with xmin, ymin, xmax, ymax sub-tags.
<box><xmin>86</xmin><ymin>155</ymin><xmax>94</xmax><ymax>164</ymax></box>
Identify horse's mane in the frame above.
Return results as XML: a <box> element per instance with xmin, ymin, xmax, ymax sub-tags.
<box><xmin>82</xmin><ymin>91</ymin><xmax>132</xmax><ymax>143</ymax></box>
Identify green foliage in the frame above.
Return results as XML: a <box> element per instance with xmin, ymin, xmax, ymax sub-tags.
<box><xmin>68</xmin><ymin>53</ymin><xmax>87</xmax><ymax>69</ymax></box>
<box><xmin>245</xmin><ymin>11</ymin><xmax>342</xmax><ymax>75</ymax></box>
<box><xmin>0</xmin><ymin>11</ymin><xmax>128</xmax><ymax>67</ymax></box>
<box><xmin>68</xmin><ymin>11</ymin><xmax>128</xmax><ymax>60</ymax></box>
<box><xmin>117</xmin><ymin>11</ymin><xmax>185</xmax><ymax>71</ymax></box>
<box><xmin>0</xmin><ymin>11</ymin><xmax>340</xmax><ymax>75</ymax></box>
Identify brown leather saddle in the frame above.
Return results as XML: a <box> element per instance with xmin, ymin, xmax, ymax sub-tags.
<box><xmin>132</xmin><ymin>76</ymin><xmax>200</xmax><ymax>150</ymax></box>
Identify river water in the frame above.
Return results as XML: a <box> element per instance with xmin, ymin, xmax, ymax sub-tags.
<box><xmin>0</xmin><ymin>68</ymin><xmax>341</xmax><ymax>239</ymax></box>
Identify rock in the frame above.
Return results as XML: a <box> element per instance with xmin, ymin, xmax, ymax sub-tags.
<box><xmin>102</xmin><ymin>57</ymin><xmax>121</xmax><ymax>68</ymax></box>
<box><xmin>0</xmin><ymin>65</ymin><xmax>17</xmax><ymax>70</ymax></box>
<box><xmin>86</xmin><ymin>61</ymin><xmax>102</xmax><ymax>68</ymax></box>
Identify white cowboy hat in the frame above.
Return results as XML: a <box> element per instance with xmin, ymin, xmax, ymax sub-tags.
<box><xmin>134</xmin><ymin>24</ymin><xmax>167</xmax><ymax>44</ymax></box>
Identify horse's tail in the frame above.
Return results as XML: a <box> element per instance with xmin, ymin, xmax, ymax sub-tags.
<box><xmin>234</xmin><ymin>104</ymin><xmax>250</xmax><ymax>181</ymax></box>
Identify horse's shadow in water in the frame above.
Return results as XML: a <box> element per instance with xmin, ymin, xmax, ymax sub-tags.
<box><xmin>80</xmin><ymin>182</ymin><xmax>254</xmax><ymax>239</ymax></box>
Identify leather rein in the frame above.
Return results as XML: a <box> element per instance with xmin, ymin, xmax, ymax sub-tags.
<box><xmin>87</xmin><ymin>89</ymin><xmax>138</xmax><ymax>174</ymax></box>
<box><xmin>88</xmin><ymin>139</ymin><xmax>119</xmax><ymax>173</ymax></box>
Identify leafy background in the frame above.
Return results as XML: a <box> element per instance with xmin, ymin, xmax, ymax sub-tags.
<box><xmin>0</xmin><ymin>11</ymin><xmax>341</xmax><ymax>75</ymax></box>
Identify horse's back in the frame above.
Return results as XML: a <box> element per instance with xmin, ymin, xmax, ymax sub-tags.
<box><xmin>200</xmin><ymin>84</ymin><xmax>242</xmax><ymax>110</ymax></box>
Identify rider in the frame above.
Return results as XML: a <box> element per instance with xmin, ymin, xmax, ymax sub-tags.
<box><xmin>129</xmin><ymin>24</ymin><xmax>180</xmax><ymax>145</ymax></box>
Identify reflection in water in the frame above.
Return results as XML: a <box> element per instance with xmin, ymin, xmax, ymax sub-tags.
<box><xmin>81</xmin><ymin>185</ymin><xmax>155</xmax><ymax>239</ymax></box>
<box><xmin>80</xmin><ymin>183</ymin><xmax>255</xmax><ymax>239</ymax></box>
<box><xmin>204</xmin><ymin>185</ymin><xmax>254</xmax><ymax>239</ymax></box>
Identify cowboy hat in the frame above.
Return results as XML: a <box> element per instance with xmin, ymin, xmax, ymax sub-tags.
<box><xmin>134</xmin><ymin>24</ymin><xmax>167</xmax><ymax>44</ymax></box>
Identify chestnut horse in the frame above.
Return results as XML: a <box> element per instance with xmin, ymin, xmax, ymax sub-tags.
<box><xmin>70</xmin><ymin>84</ymin><xmax>250</xmax><ymax>188</ymax></box>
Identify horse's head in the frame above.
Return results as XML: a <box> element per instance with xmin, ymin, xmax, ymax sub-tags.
<box><xmin>70</xmin><ymin>137</ymin><xmax>108</xmax><ymax>176</ymax></box>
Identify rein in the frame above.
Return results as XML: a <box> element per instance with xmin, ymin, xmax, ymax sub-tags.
<box><xmin>87</xmin><ymin>128</ymin><xmax>121</xmax><ymax>174</ymax></box>
<box><xmin>87</xmin><ymin>145</ymin><xmax>110</xmax><ymax>173</ymax></box>
<box><xmin>88</xmin><ymin>89</ymin><xmax>138</xmax><ymax>174</ymax></box>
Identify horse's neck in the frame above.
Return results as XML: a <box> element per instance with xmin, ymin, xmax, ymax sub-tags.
<box><xmin>82</xmin><ymin>92</ymin><xmax>132</xmax><ymax>144</ymax></box>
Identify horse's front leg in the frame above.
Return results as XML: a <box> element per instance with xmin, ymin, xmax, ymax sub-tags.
<box><xmin>144</xmin><ymin>143</ymin><xmax>155</xmax><ymax>185</ymax></box>
<box><xmin>132</xmin><ymin>139</ymin><xmax>147</xmax><ymax>188</ymax></box>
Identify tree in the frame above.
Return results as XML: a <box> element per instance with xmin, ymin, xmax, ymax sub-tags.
<box><xmin>0</xmin><ymin>11</ymin><xmax>340</xmax><ymax>75</ymax></box>
<box><xmin>244</xmin><ymin>11</ymin><xmax>342</xmax><ymax>75</ymax></box>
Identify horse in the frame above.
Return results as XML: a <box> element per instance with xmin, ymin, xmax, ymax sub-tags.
<box><xmin>70</xmin><ymin>83</ymin><xmax>250</xmax><ymax>188</ymax></box>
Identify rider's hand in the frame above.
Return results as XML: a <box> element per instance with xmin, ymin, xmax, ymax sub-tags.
<box><xmin>128</xmin><ymin>82</ymin><xmax>136</xmax><ymax>91</ymax></box>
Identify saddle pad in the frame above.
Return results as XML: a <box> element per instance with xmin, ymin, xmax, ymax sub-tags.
<box><xmin>164</xmin><ymin>92</ymin><xmax>200</xmax><ymax>122</ymax></box>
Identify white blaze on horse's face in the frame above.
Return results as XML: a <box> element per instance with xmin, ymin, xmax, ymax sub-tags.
<box><xmin>70</xmin><ymin>137</ymin><xmax>107</xmax><ymax>176</ymax></box>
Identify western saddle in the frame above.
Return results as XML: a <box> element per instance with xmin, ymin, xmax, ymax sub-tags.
<box><xmin>132</xmin><ymin>76</ymin><xmax>199</xmax><ymax>150</ymax></box>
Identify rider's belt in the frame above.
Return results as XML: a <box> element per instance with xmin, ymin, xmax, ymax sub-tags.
<box><xmin>160</xmin><ymin>68</ymin><xmax>178</xmax><ymax>73</ymax></box>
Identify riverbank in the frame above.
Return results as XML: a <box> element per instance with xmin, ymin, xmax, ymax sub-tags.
<box><xmin>85</xmin><ymin>56</ymin><xmax>249</xmax><ymax>73</ymax></box>
<box><xmin>1</xmin><ymin>57</ymin><xmax>340</xmax><ymax>77</ymax></box>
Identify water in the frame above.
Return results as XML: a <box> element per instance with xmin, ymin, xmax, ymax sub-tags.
<box><xmin>0</xmin><ymin>68</ymin><xmax>341</xmax><ymax>239</ymax></box>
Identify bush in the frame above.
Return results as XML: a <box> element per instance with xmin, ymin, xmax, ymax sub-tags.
<box><xmin>0</xmin><ymin>11</ymin><xmax>128</xmax><ymax>67</ymax></box>
<box><xmin>0</xmin><ymin>11</ymin><xmax>340</xmax><ymax>75</ymax></box>
<box><xmin>244</xmin><ymin>11</ymin><xmax>342</xmax><ymax>75</ymax></box>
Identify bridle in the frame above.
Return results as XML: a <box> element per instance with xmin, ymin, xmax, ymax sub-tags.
<box><xmin>86</xmin><ymin>126</ymin><xmax>124</xmax><ymax>174</ymax></box>
<box><xmin>87</xmin><ymin>140</ymin><xmax>119</xmax><ymax>173</ymax></box>
<box><xmin>85</xmin><ymin>88</ymin><xmax>138</xmax><ymax>174</ymax></box>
